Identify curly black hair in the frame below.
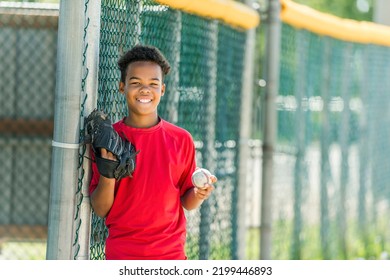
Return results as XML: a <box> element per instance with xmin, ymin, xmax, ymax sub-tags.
<box><xmin>117</xmin><ymin>45</ymin><xmax>171</xmax><ymax>83</ymax></box>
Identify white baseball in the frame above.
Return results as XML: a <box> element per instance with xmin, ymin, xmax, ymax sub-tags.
<box><xmin>191</xmin><ymin>168</ymin><xmax>212</xmax><ymax>189</ymax></box>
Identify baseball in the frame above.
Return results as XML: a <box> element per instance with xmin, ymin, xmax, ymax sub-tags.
<box><xmin>191</xmin><ymin>168</ymin><xmax>212</xmax><ymax>189</ymax></box>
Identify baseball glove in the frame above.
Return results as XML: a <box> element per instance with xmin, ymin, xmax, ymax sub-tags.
<box><xmin>84</xmin><ymin>109</ymin><xmax>139</xmax><ymax>180</ymax></box>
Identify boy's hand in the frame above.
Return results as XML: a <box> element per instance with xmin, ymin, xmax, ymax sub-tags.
<box><xmin>85</xmin><ymin>109</ymin><xmax>139</xmax><ymax>180</ymax></box>
<box><xmin>100</xmin><ymin>148</ymin><xmax>117</xmax><ymax>161</ymax></box>
<box><xmin>194</xmin><ymin>175</ymin><xmax>217</xmax><ymax>200</ymax></box>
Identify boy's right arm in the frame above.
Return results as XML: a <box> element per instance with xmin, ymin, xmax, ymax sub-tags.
<box><xmin>90</xmin><ymin>148</ymin><xmax>117</xmax><ymax>218</ymax></box>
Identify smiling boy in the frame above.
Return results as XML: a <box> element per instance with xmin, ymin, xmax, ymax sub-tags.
<box><xmin>89</xmin><ymin>45</ymin><xmax>216</xmax><ymax>260</ymax></box>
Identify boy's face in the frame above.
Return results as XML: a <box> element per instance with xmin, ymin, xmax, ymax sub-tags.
<box><xmin>119</xmin><ymin>61</ymin><xmax>165</xmax><ymax>119</ymax></box>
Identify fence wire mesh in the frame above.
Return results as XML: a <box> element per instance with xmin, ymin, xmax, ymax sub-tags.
<box><xmin>5</xmin><ymin>0</ymin><xmax>390</xmax><ymax>261</ymax></box>
<box><xmin>247</xmin><ymin>22</ymin><xmax>390</xmax><ymax>260</ymax></box>
<box><xmin>89</xmin><ymin>0</ymin><xmax>247</xmax><ymax>260</ymax></box>
<box><xmin>0</xmin><ymin>3</ymin><xmax>58</xmax><ymax>260</ymax></box>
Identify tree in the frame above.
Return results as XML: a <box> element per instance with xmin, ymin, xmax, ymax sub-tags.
<box><xmin>293</xmin><ymin>0</ymin><xmax>373</xmax><ymax>21</ymax></box>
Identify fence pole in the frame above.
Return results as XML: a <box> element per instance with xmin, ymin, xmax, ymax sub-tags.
<box><xmin>46</xmin><ymin>0</ymin><xmax>86</xmax><ymax>260</ymax></box>
<box><xmin>72</xmin><ymin>0</ymin><xmax>101</xmax><ymax>260</ymax></box>
<box><xmin>165</xmin><ymin>10</ymin><xmax>182</xmax><ymax>124</ymax></box>
<box><xmin>358</xmin><ymin>47</ymin><xmax>369</xmax><ymax>254</ymax></box>
<box><xmin>235</xmin><ymin>0</ymin><xmax>257</xmax><ymax>260</ymax></box>
<box><xmin>319</xmin><ymin>38</ymin><xmax>331</xmax><ymax>260</ymax></box>
<box><xmin>291</xmin><ymin>30</ymin><xmax>306</xmax><ymax>260</ymax></box>
<box><xmin>260</xmin><ymin>0</ymin><xmax>281</xmax><ymax>260</ymax></box>
<box><xmin>199</xmin><ymin>20</ymin><xmax>218</xmax><ymax>260</ymax></box>
<box><xmin>338</xmin><ymin>44</ymin><xmax>352</xmax><ymax>259</ymax></box>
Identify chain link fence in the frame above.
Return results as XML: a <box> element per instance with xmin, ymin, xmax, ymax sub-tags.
<box><xmin>1</xmin><ymin>0</ymin><xmax>252</xmax><ymax>261</ymax></box>
<box><xmin>0</xmin><ymin>2</ymin><xmax>58</xmax><ymax>259</ymax></box>
<box><xmin>6</xmin><ymin>0</ymin><xmax>390</xmax><ymax>261</ymax></box>
<box><xmin>88</xmin><ymin>0</ymin><xmax>248</xmax><ymax>260</ymax></box>
<box><xmin>246</xmin><ymin>20</ymin><xmax>390</xmax><ymax>259</ymax></box>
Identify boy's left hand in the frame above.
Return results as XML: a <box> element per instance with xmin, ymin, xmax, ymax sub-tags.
<box><xmin>194</xmin><ymin>175</ymin><xmax>217</xmax><ymax>200</ymax></box>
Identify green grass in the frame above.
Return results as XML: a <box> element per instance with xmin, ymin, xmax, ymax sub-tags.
<box><xmin>3</xmin><ymin>216</ymin><xmax>389</xmax><ymax>260</ymax></box>
<box><xmin>246</xmin><ymin>216</ymin><xmax>390</xmax><ymax>260</ymax></box>
<box><xmin>0</xmin><ymin>241</ymin><xmax>46</xmax><ymax>260</ymax></box>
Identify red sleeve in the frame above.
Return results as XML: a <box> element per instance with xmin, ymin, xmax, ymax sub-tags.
<box><xmin>88</xmin><ymin>150</ymin><xmax>100</xmax><ymax>195</ymax></box>
<box><xmin>179</xmin><ymin>135</ymin><xmax>197</xmax><ymax>197</ymax></box>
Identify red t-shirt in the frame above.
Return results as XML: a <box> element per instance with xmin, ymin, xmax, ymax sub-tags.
<box><xmin>89</xmin><ymin>118</ymin><xmax>196</xmax><ymax>260</ymax></box>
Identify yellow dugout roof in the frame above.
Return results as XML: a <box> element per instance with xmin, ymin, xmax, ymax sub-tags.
<box><xmin>154</xmin><ymin>0</ymin><xmax>260</xmax><ymax>30</ymax></box>
<box><xmin>281</xmin><ymin>0</ymin><xmax>390</xmax><ymax>47</ymax></box>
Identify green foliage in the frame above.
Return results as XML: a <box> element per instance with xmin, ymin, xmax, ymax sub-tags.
<box><xmin>185</xmin><ymin>234</ymin><xmax>232</xmax><ymax>260</ymax></box>
<box><xmin>293</xmin><ymin>0</ymin><xmax>373</xmax><ymax>21</ymax></box>
<box><xmin>248</xmin><ymin>216</ymin><xmax>390</xmax><ymax>260</ymax></box>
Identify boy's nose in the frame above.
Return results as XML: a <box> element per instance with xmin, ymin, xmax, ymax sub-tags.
<box><xmin>140</xmin><ymin>85</ymin><xmax>151</xmax><ymax>93</ymax></box>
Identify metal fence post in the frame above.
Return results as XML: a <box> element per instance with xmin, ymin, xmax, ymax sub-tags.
<box><xmin>319</xmin><ymin>38</ymin><xmax>331</xmax><ymax>260</ymax></box>
<box><xmin>260</xmin><ymin>0</ymin><xmax>281</xmax><ymax>260</ymax></box>
<box><xmin>199</xmin><ymin>20</ymin><xmax>218</xmax><ymax>260</ymax></box>
<box><xmin>338</xmin><ymin>44</ymin><xmax>352</xmax><ymax>259</ymax></box>
<box><xmin>164</xmin><ymin>10</ymin><xmax>182</xmax><ymax>124</ymax></box>
<box><xmin>46</xmin><ymin>0</ymin><xmax>86</xmax><ymax>260</ymax></box>
<box><xmin>235</xmin><ymin>0</ymin><xmax>257</xmax><ymax>260</ymax></box>
<box><xmin>291</xmin><ymin>30</ymin><xmax>306</xmax><ymax>260</ymax></box>
<box><xmin>72</xmin><ymin>0</ymin><xmax>101</xmax><ymax>260</ymax></box>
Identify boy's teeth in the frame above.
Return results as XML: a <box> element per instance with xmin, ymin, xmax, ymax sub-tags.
<box><xmin>138</xmin><ymin>99</ymin><xmax>151</xmax><ymax>103</ymax></box>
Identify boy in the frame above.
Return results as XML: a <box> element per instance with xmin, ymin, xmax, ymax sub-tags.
<box><xmin>89</xmin><ymin>45</ymin><xmax>217</xmax><ymax>260</ymax></box>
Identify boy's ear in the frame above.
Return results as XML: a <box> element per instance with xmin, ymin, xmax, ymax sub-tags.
<box><xmin>119</xmin><ymin>81</ymin><xmax>125</xmax><ymax>93</ymax></box>
<box><xmin>161</xmin><ymin>83</ymin><xmax>165</xmax><ymax>96</ymax></box>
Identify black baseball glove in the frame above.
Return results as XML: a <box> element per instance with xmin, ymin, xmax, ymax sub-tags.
<box><xmin>84</xmin><ymin>109</ymin><xmax>139</xmax><ymax>180</ymax></box>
